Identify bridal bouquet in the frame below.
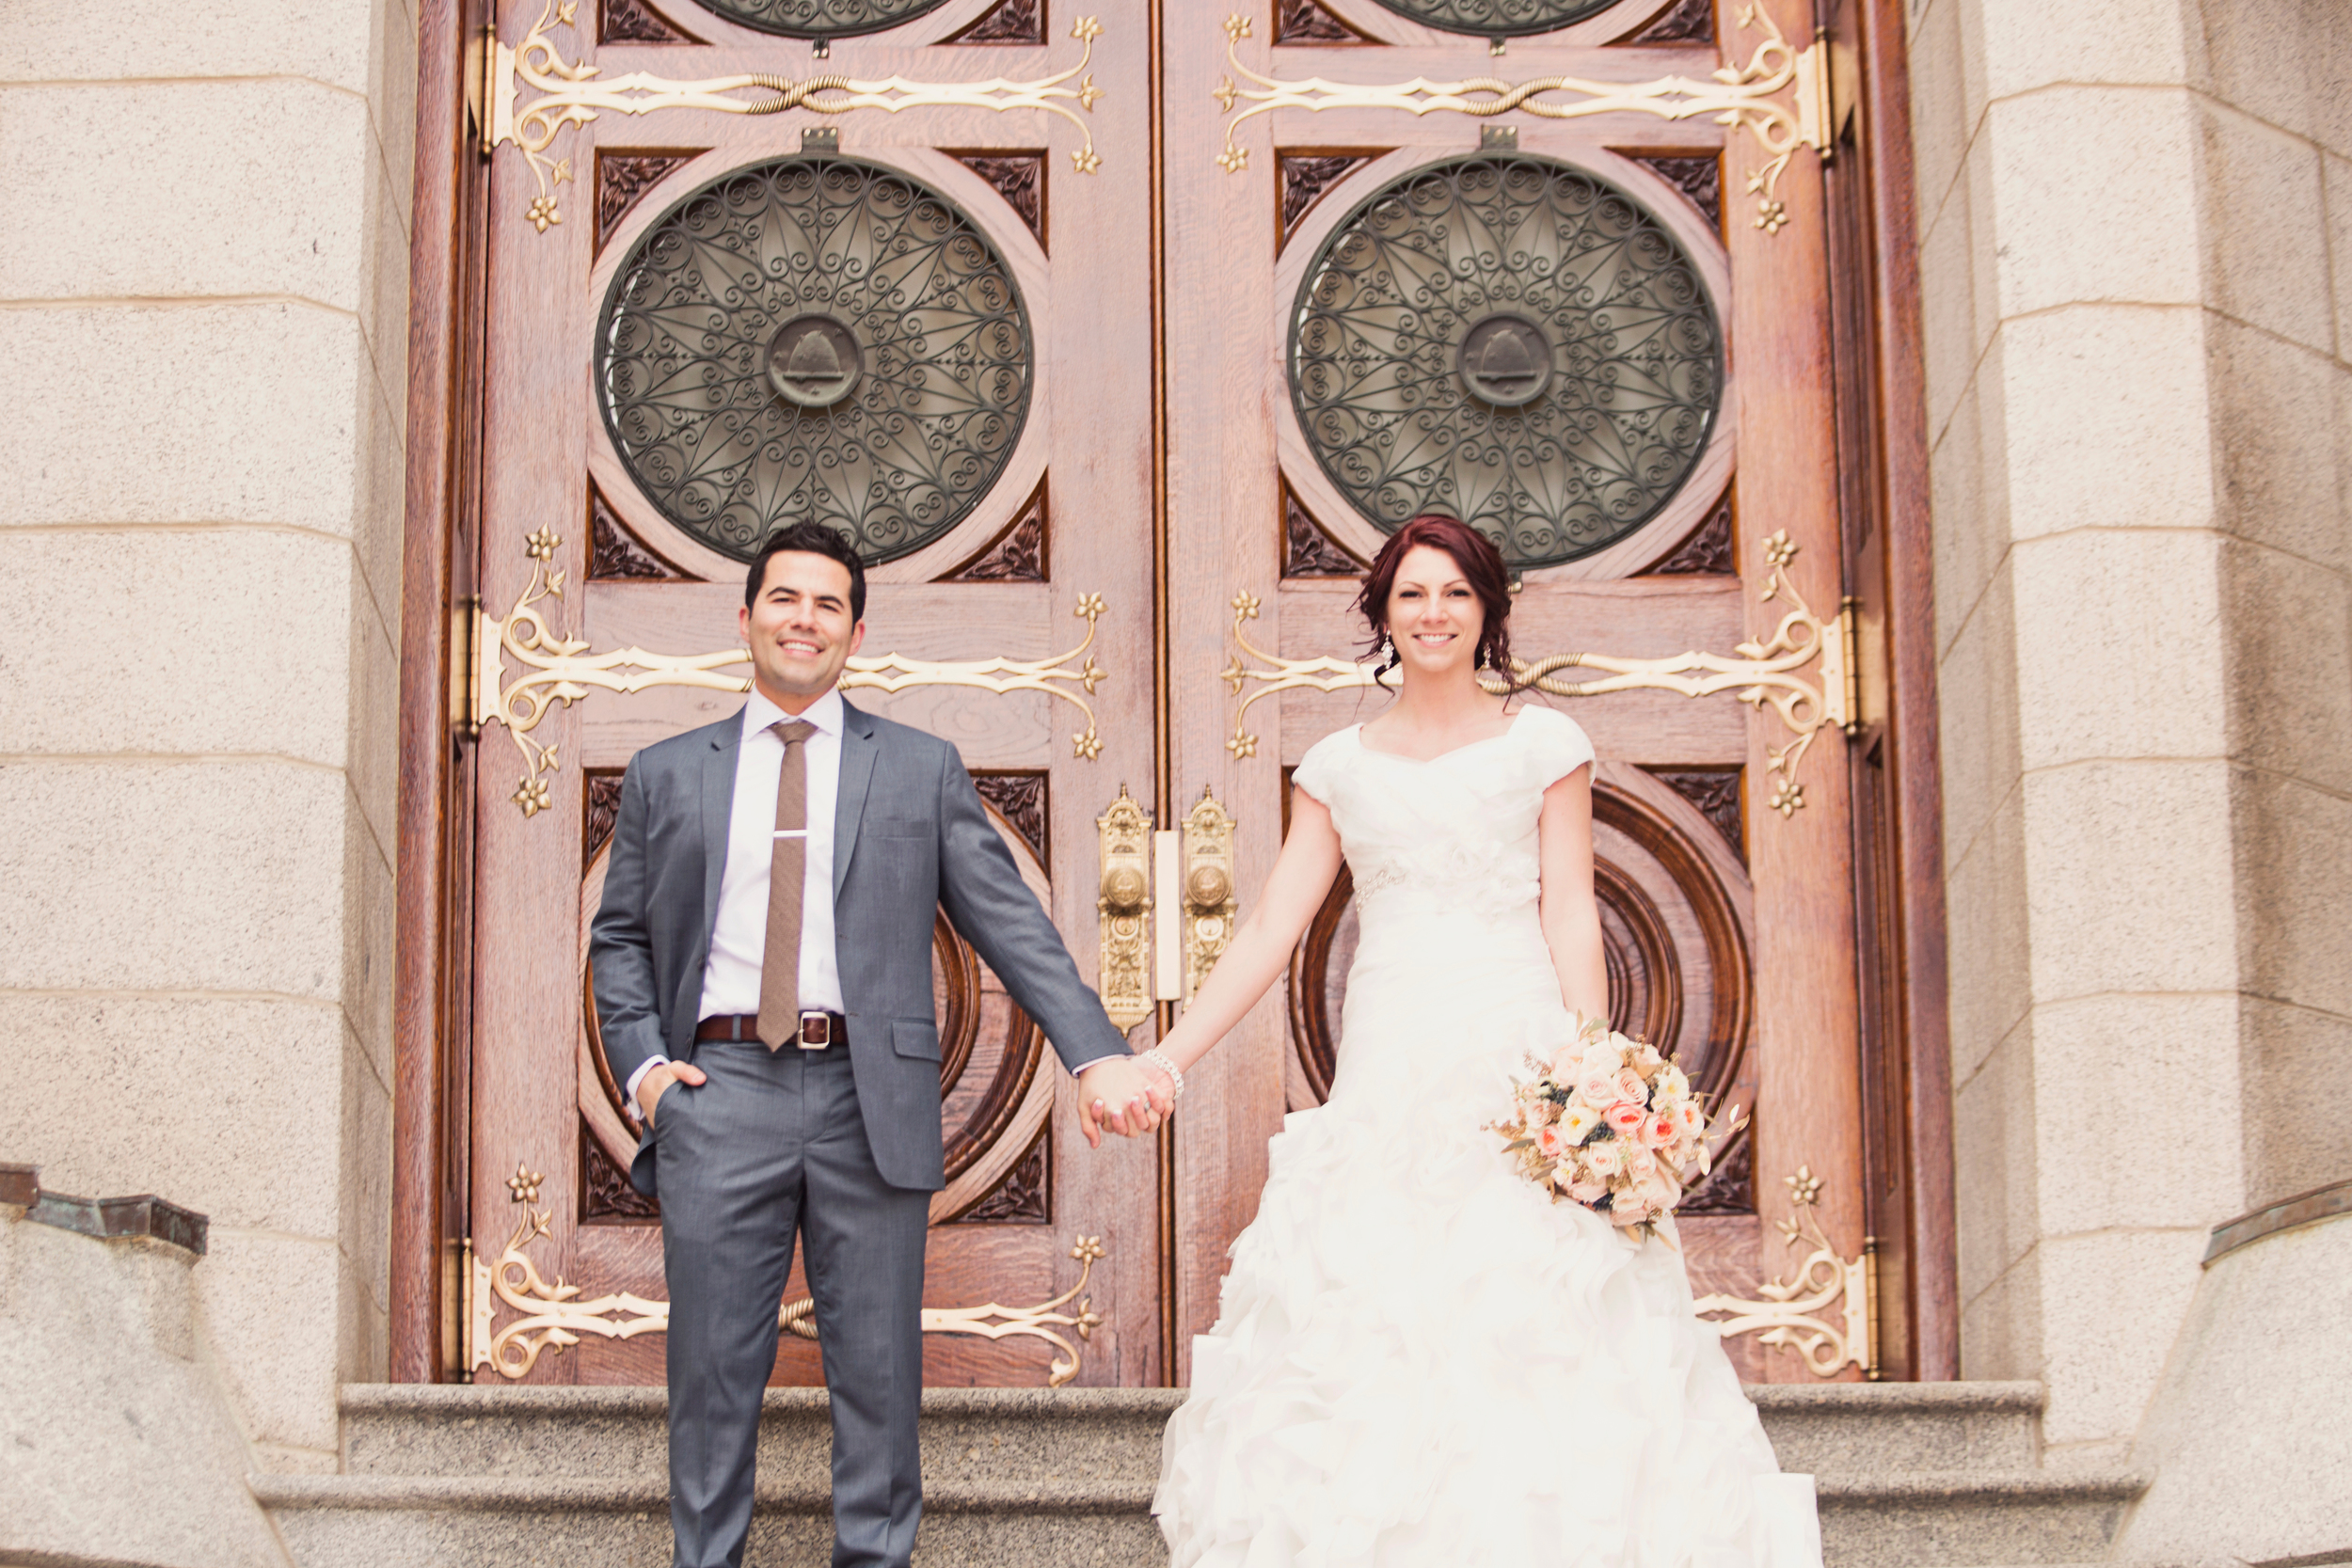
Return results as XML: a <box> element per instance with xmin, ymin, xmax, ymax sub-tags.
<box><xmin>1489</xmin><ymin>1014</ymin><xmax>1743</xmax><ymax>1240</ymax></box>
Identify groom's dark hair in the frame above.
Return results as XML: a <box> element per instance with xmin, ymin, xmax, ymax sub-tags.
<box><xmin>748</xmin><ymin>523</ymin><xmax>866</xmax><ymax>624</ymax></box>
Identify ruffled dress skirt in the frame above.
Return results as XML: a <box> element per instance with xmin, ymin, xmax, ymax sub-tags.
<box><xmin>1152</xmin><ymin>893</ymin><xmax>1821</xmax><ymax>1568</ymax></box>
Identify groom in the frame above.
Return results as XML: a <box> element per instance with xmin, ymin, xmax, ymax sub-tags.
<box><xmin>590</xmin><ymin>522</ymin><xmax>1164</xmax><ymax>1568</ymax></box>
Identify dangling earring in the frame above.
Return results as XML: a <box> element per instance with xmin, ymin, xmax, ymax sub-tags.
<box><xmin>1378</xmin><ymin>632</ymin><xmax>1396</xmax><ymax>672</ymax></box>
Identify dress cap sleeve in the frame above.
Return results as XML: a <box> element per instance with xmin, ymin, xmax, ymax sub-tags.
<box><xmin>1290</xmin><ymin>726</ymin><xmax>1352</xmax><ymax>806</ymax></box>
<box><xmin>1518</xmin><ymin>705</ymin><xmax>1596</xmax><ymax>787</ymax></box>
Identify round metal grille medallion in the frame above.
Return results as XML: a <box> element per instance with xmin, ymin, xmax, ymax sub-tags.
<box><xmin>599</xmin><ymin>156</ymin><xmax>1033</xmax><ymax>565</ymax></box>
<box><xmin>1289</xmin><ymin>154</ymin><xmax>1723</xmax><ymax>569</ymax></box>
<box><xmin>697</xmin><ymin>0</ymin><xmax>953</xmax><ymax>40</ymax></box>
<box><xmin>1361</xmin><ymin>0</ymin><xmax>1619</xmax><ymax>40</ymax></box>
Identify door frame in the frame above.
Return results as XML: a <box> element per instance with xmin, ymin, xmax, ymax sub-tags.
<box><xmin>388</xmin><ymin>0</ymin><xmax>1955</xmax><ymax>1385</ymax></box>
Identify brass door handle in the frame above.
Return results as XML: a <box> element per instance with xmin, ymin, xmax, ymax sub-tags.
<box><xmin>1171</xmin><ymin>789</ymin><xmax>1237</xmax><ymax>1004</ymax></box>
<box><xmin>1098</xmin><ymin>786</ymin><xmax>1238</xmax><ymax>1022</ymax></box>
<box><xmin>1095</xmin><ymin>787</ymin><xmax>1153</xmax><ymax>1031</ymax></box>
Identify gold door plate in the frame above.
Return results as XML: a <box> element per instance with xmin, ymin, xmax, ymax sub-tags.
<box><xmin>1094</xmin><ymin>786</ymin><xmax>1153</xmax><ymax>1032</ymax></box>
<box><xmin>1178</xmin><ymin>789</ymin><xmax>1238</xmax><ymax>1003</ymax></box>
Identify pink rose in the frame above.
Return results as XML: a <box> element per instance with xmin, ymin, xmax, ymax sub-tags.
<box><xmin>1627</xmin><ymin>1149</ymin><xmax>1660</xmax><ymax>1182</ymax></box>
<box><xmin>1676</xmin><ymin>1102</ymin><xmax>1706</xmax><ymax>1137</ymax></box>
<box><xmin>1566</xmin><ymin>1178</ymin><xmax>1610</xmax><ymax>1205</ymax></box>
<box><xmin>1631</xmin><ymin>1042</ymin><xmax>1665</xmax><ymax>1077</ymax></box>
<box><xmin>1536</xmin><ymin>1124</ymin><xmax>1567</xmax><ymax>1158</ymax></box>
<box><xmin>1585</xmin><ymin>1141</ymin><xmax>1624</xmax><ymax>1178</ymax></box>
<box><xmin>1641</xmin><ymin>1113</ymin><xmax>1677</xmax><ymax>1150</ymax></box>
<box><xmin>1604</xmin><ymin>1102</ymin><xmax>1645</xmax><ymax>1135</ymax></box>
<box><xmin>1611</xmin><ymin>1196</ymin><xmax>1653</xmax><ymax>1227</ymax></box>
<box><xmin>1614</xmin><ymin>1068</ymin><xmax>1650</xmax><ymax>1105</ymax></box>
<box><xmin>1579</xmin><ymin>1070</ymin><xmax>1620</xmax><ymax>1107</ymax></box>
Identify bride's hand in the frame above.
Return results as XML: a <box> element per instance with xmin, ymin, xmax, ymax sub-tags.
<box><xmin>1075</xmin><ymin>1057</ymin><xmax>1165</xmax><ymax>1147</ymax></box>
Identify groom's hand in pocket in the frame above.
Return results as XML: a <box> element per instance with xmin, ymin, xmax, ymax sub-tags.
<box><xmin>1076</xmin><ymin>1057</ymin><xmax>1166</xmax><ymax>1148</ymax></box>
<box><xmin>637</xmin><ymin>1061</ymin><xmax>708</xmax><ymax>1127</ymax></box>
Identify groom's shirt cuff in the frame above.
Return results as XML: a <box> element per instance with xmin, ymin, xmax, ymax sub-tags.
<box><xmin>622</xmin><ymin>1055</ymin><xmax>669</xmax><ymax>1123</ymax></box>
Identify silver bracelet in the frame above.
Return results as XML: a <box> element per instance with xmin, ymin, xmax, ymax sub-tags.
<box><xmin>1139</xmin><ymin>1048</ymin><xmax>1186</xmax><ymax>1102</ymax></box>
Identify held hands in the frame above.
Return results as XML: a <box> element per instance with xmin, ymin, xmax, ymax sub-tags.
<box><xmin>1076</xmin><ymin>1057</ymin><xmax>1176</xmax><ymax>1148</ymax></box>
<box><xmin>636</xmin><ymin>1060</ymin><xmax>708</xmax><ymax>1126</ymax></box>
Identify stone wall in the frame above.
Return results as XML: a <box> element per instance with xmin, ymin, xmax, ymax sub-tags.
<box><xmin>1909</xmin><ymin>0</ymin><xmax>2352</xmax><ymax>1467</ymax></box>
<box><xmin>0</xmin><ymin>0</ymin><xmax>416</xmax><ymax>1471</ymax></box>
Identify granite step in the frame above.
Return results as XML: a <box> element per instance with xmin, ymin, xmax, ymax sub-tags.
<box><xmin>253</xmin><ymin>1468</ymin><xmax>2147</xmax><ymax>1568</ymax></box>
<box><xmin>262</xmin><ymin>1382</ymin><xmax>2143</xmax><ymax>1568</ymax></box>
<box><xmin>338</xmin><ymin>1381</ymin><xmax>2047</xmax><ymax>1483</ymax></box>
<box><xmin>342</xmin><ymin>1386</ymin><xmax>1180</xmax><ymax>1490</ymax></box>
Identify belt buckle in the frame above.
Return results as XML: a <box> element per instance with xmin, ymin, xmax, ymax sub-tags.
<box><xmin>797</xmin><ymin>1010</ymin><xmax>832</xmax><ymax>1050</ymax></box>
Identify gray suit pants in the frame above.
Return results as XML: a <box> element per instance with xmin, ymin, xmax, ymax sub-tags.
<box><xmin>655</xmin><ymin>1038</ymin><xmax>931</xmax><ymax>1568</ymax></box>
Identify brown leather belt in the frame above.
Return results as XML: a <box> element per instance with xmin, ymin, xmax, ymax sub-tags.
<box><xmin>694</xmin><ymin>1011</ymin><xmax>846</xmax><ymax>1050</ymax></box>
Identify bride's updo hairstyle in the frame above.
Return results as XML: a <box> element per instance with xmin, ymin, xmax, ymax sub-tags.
<box><xmin>1355</xmin><ymin>514</ymin><xmax>1518</xmax><ymax>684</ymax></box>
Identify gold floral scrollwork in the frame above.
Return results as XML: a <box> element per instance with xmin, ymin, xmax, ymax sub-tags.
<box><xmin>482</xmin><ymin>1</ymin><xmax>1106</xmax><ymax>230</ymax></box>
<box><xmin>472</xmin><ymin>557</ymin><xmax>1110</xmax><ymax>816</ymax></box>
<box><xmin>787</xmin><ymin>1235</ymin><xmax>1108</xmax><ymax>1386</ymax></box>
<box><xmin>1211</xmin><ymin>5</ymin><xmax>1834</xmax><ymax>235</ymax></box>
<box><xmin>1690</xmin><ymin>1165</ymin><xmax>1876</xmax><ymax>1378</ymax></box>
<box><xmin>467</xmin><ymin>1209</ymin><xmax>1105</xmax><ymax>1386</ymax></box>
<box><xmin>1221</xmin><ymin>533</ymin><xmax>1850</xmax><ymax>817</ymax></box>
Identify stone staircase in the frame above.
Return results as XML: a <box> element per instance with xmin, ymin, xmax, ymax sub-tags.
<box><xmin>253</xmin><ymin>1382</ymin><xmax>2145</xmax><ymax>1567</ymax></box>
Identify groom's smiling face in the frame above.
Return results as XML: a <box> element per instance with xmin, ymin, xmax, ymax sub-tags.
<box><xmin>739</xmin><ymin>549</ymin><xmax>866</xmax><ymax>709</ymax></box>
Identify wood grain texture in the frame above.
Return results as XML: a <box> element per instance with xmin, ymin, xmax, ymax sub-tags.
<box><xmin>1854</xmin><ymin>0</ymin><xmax>1955</xmax><ymax>1381</ymax></box>
<box><xmin>409</xmin><ymin>0</ymin><xmax>1938</xmax><ymax>1388</ymax></box>
<box><xmin>1724</xmin><ymin>0</ymin><xmax>1864</xmax><ymax>1383</ymax></box>
<box><xmin>451</xmin><ymin>13</ymin><xmax>1167</xmax><ymax>1384</ymax></box>
<box><xmin>389</xmin><ymin>0</ymin><xmax>475</xmax><ymax>1385</ymax></box>
<box><xmin>1678</xmin><ymin>1216</ymin><xmax>1762</xmax><ymax>1380</ymax></box>
<box><xmin>1162</xmin><ymin>0</ymin><xmax>1297</xmax><ymax>1381</ymax></box>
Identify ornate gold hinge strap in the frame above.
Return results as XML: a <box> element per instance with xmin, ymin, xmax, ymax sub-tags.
<box><xmin>472</xmin><ymin>533</ymin><xmax>1108</xmax><ymax>817</ymax></box>
<box><xmin>1211</xmin><ymin>6</ymin><xmax>1833</xmax><ymax>235</ymax></box>
<box><xmin>481</xmin><ymin>1</ymin><xmax>1106</xmax><ymax>231</ymax></box>
<box><xmin>1222</xmin><ymin>531</ymin><xmax>1849</xmax><ymax>816</ymax></box>
<box><xmin>470</xmin><ymin>1211</ymin><xmax>1105</xmax><ymax>1386</ymax></box>
<box><xmin>1691</xmin><ymin>1165</ymin><xmax>1875</xmax><ymax>1378</ymax></box>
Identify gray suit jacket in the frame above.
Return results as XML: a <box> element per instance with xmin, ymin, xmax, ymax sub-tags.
<box><xmin>590</xmin><ymin>697</ymin><xmax>1130</xmax><ymax>1195</ymax></box>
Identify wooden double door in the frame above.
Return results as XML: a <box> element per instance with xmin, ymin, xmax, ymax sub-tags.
<box><xmin>441</xmin><ymin>0</ymin><xmax>1933</xmax><ymax>1388</ymax></box>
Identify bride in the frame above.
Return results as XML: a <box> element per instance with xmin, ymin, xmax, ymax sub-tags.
<box><xmin>1121</xmin><ymin>515</ymin><xmax>1821</xmax><ymax>1567</ymax></box>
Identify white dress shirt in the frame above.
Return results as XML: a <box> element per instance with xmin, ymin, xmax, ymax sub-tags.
<box><xmin>624</xmin><ymin>687</ymin><xmax>848</xmax><ymax>1114</ymax></box>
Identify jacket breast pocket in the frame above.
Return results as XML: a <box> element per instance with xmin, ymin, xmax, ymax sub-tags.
<box><xmin>891</xmin><ymin>1019</ymin><xmax>942</xmax><ymax>1061</ymax></box>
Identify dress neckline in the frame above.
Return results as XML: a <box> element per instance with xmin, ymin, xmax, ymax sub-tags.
<box><xmin>1352</xmin><ymin>708</ymin><xmax>1530</xmax><ymax>766</ymax></box>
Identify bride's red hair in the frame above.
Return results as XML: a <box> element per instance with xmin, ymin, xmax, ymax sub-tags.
<box><xmin>1355</xmin><ymin>515</ymin><xmax>1518</xmax><ymax>683</ymax></box>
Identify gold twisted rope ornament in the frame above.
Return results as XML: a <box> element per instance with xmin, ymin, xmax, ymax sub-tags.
<box><xmin>469</xmin><ymin>1210</ymin><xmax>1106</xmax><ymax>1385</ymax></box>
<box><xmin>470</xmin><ymin>534</ymin><xmax>1110</xmax><ymax>816</ymax></box>
<box><xmin>1210</xmin><ymin>6</ymin><xmax>1836</xmax><ymax>234</ymax></box>
<box><xmin>1222</xmin><ymin>531</ymin><xmax>1851</xmax><ymax>815</ymax></box>
<box><xmin>480</xmin><ymin>1</ymin><xmax>1106</xmax><ymax>230</ymax></box>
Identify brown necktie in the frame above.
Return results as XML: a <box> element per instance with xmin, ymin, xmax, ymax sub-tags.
<box><xmin>755</xmin><ymin>719</ymin><xmax>818</xmax><ymax>1051</ymax></box>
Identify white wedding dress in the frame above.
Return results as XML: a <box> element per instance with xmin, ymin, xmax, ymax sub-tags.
<box><xmin>1154</xmin><ymin>706</ymin><xmax>1821</xmax><ymax>1568</ymax></box>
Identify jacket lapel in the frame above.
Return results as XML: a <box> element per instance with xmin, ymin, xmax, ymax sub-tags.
<box><xmin>834</xmin><ymin>696</ymin><xmax>879</xmax><ymax>900</ymax></box>
<box><xmin>699</xmin><ymin>712</ymin><xmax>743</xmax><ymax>942</ymax></box>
